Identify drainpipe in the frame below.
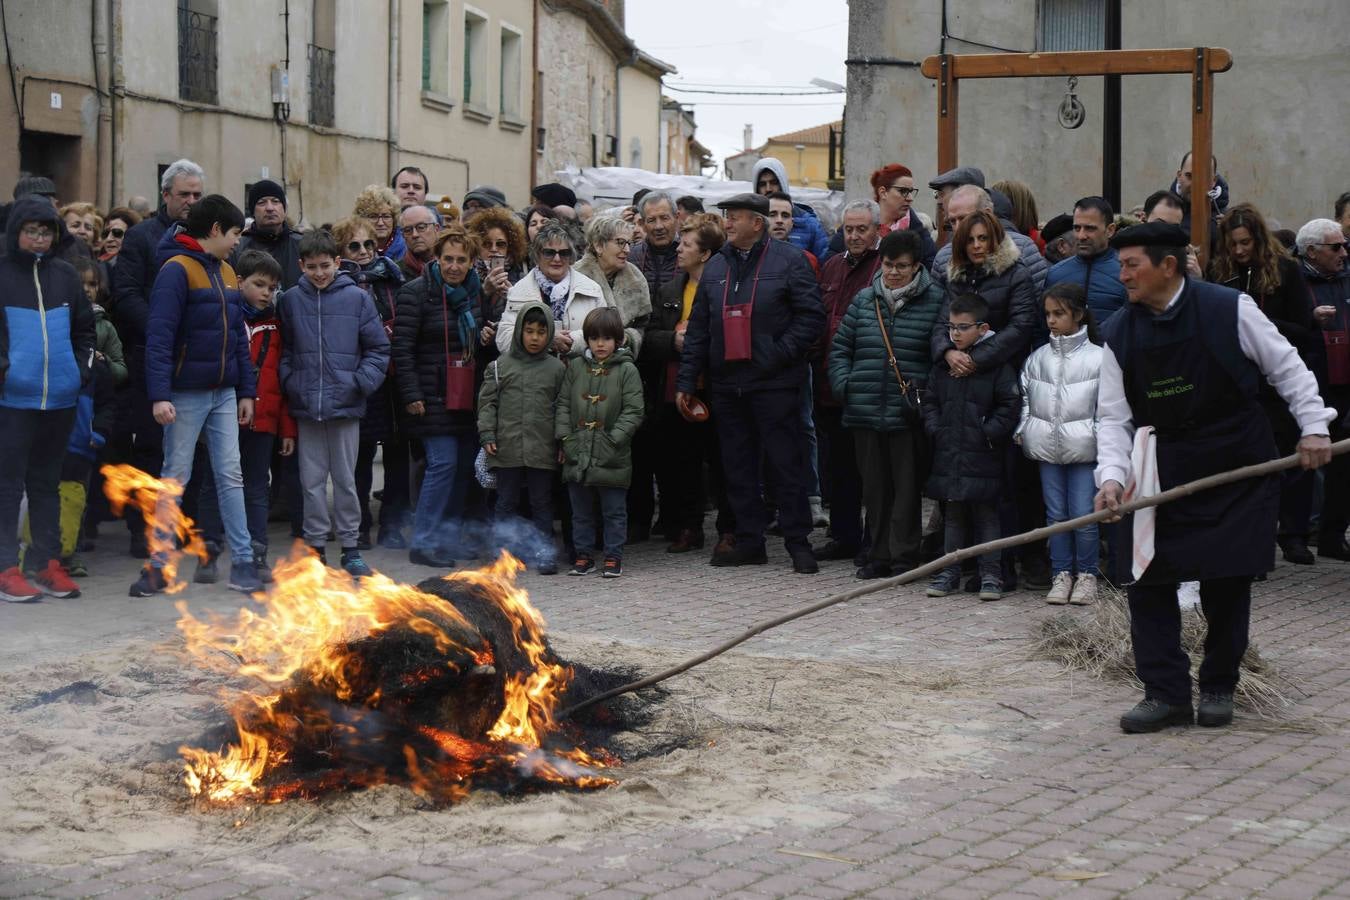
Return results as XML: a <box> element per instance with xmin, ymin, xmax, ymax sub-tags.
<box><xmin>109</xmin><ymin>0</ymin><xmax>123</xmax><ymax>204</ymax></box>
<box><xmin>614</xmin><ymin>48</ymin><xmax>637</xmax><ymax>167</ymax></box>
<box><xmin>92</xmin><ymin>0</ymin><xmax>112</xmax><ymax>208</ymax></box>
<box><xmin>386</xmin><ymin>0</ymin><xmax>400</xmax><ymax>177</ymax></box>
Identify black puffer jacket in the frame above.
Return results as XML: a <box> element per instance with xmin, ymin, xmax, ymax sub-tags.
<box><xmin>922</xmin><ymin>351</ymin><xmax>1020</xmax><ymax>502</ymax></box>
<box><xmin>111</xmin><ymin>207</ymin><xmax>174</xmax><ymax>388</ymax></box>
<box><xmin>344</xmin><ymin>257</ymin><xmax>404</xmax><ymax>442</ymax></box>
<box><xmin>931</xmin><ymin>236</ymin><xmax>1038</xmax><ymax>371</ymax></box>
<box><xmin>392</xmin><ymin>268</ymin><xmax>480</xmax><ymax>438</ymax></box>
<box><xmin>234</xmin><ymin>224</ymin><xmax>304</xmax><ymax>290</ymax></box>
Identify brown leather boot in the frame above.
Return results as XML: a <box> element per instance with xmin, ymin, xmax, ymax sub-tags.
<box><xmin>667</xmin><ymin>529</ymin><xmax>705</xmax><ymax>553</ymax></box>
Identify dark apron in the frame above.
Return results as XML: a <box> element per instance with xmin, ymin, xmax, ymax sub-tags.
<box><xmin>1122</xmin><ymin>299</ymin><xmax>1278</xmax><ymax>584</ymax></box>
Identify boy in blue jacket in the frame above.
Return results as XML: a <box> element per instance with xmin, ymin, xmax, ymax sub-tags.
<box><xmin>130</xmin><ymin>194</ymin><xmax>261</xmax><ymax>597</ymax></box>
<box><xmin>278</xmin><ymin>230</ymin><xmax>391</xmax><ymax>577</ymax></box>
<box><xmin>0</xmin><ymin>195</ymin><xmax>96</xmax><ymax>602</ymax></box>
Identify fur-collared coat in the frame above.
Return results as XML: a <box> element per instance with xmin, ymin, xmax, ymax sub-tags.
<box><xmin>573</xmin><ymin>254</ymin><xmax>652</xmax><ymax>359</ymax></box>
<box><xmin>930</xmin><ymin>236</ymin><xmax>1038</xmax><ymax>371</ymax></box>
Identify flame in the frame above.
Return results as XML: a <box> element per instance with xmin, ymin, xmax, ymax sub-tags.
<box><xmin>175</xmin><ymin>550</ymin><xmax>615</xmax><ymax>805</ymax></box>
<box><xmin>100</xmin><ymin>463</ymin><xmax>208</xmax><ymax>593</ymax></box>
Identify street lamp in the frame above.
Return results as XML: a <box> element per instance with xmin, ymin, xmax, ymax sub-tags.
<box><xmin>795</xmin><ymin>143</ymin><xmax>807</xmax><ymax>186</ymax></box>
<box><xmin>809</xmin><ymin>77</ymin><xmax>846</xmax><ymax>93</ymax></box>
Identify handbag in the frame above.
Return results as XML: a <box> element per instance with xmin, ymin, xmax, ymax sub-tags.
<box><xmin>441</xmin><ymin>289</ymin><xmax>476</xmax><ymax>411</ymax></box>
<box><xmin>874</xmin><ymin>293</ymin><xmax>922</xmax><ymax>423</ymax></box>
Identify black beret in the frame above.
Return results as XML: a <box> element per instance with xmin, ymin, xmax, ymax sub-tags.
<box><xmin>1110</xmin><ymin>220</ymin><xmax>1189</xmax><ymax>249</ymax></box>
<box><xmin>1041</xmin><ymin>213</ymin><xmax>1073</xmax><ymax>243</ymax></box>
<box><xmin>532</xmin><ymin>182</ymin><xmax>577</xmax><ymax>208</ymax></box>
<box><xmin>716</xmin><ymin>192</ymin><xmax>770</xmax><ymax>215</ymax></box>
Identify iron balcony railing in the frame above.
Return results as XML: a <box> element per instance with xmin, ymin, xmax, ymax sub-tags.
<box><xmin>177</xmin><ymin>5</ymin><xmax>218</xmax><ymax>105</ymax></box>
<box><xmin>308</xmin><ymin>44</ymin><xmax>336</xmax><ymax>127</ymax></box>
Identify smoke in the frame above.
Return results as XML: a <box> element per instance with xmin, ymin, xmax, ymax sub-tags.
<box><xmin>416</xmin><ymin>514</ymin><xmax>557</xmax><ymax>567</ymax></box>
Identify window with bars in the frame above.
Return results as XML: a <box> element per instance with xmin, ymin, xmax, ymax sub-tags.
<box><xmin>309</xmin><ymin>0</ymin><xmax>336</xmax><ymax>126</ymax></box>
<box><xmin>1036</xmin><ymin>0</ymin><xmax>1105</xmax><ymax>51</ymax></box>
<box><xmin>177</xmin><ymin>0</ymin><xmax>218</xmax><ymax>105</ymax></box>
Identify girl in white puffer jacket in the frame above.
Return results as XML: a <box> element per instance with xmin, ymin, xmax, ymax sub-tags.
<box><xmin>1016</xmin><ymin>283</ymin><xmax>1104</xmax><ymax>606</ymax></box>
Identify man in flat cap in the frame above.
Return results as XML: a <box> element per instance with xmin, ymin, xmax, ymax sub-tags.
<box><xmin>1094</xmin><ymin>221</ymin><xmax>1333</xmax><ymax>733</ymax></box>
<box><xmin>676</xmin><ymin>193</ymin><xmax>825</xmax><ymax>574</ymax></box>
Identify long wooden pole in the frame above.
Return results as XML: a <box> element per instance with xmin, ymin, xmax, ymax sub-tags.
<box><xmin>560</xmin><ymin>440</ymin><xmax>1350</xmax><ymax>718</ymax></box>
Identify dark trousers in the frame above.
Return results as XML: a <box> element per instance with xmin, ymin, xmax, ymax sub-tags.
<box><xmin>628</xmin><ymin>416</ymin><xmax>661</xmax><ymax>538</ymax></box>
<box><xmin>494</xmin><ymin>466</ymin><xmax>555</xmax><ymax>565</ymax></box>
<box><xmin>711</xmin><ymin>387</ymin><xmax>811</xmax><ymax>553</ymax></box>
<box><xmin>356</xmin><ymin>437</ymin><xmax>411</xmax><ymax>534</ymax></box>
<box><xmin>943</xmin><ymin>499</ymin><xmax>1000</xmax><ymax>580</ymax></box>
<box><xmin>1128</xmin><ymin>577</ymin><xmax>1252</xmax><ymax>706</ymax></box>
<box><xmin>1320</xmin><ymin>388</ymin><xmax>1350</xmax><ymax>543</ymax></box>
<box><xmin>0</xmin><ymin>406</ymin><xmax>77</xmax><ymax>570</ymax></box>
<box><xmin>197</xmin><ymin>428</ymin><xmax>277</xmax><ymax>550</ymax></box>
<box><xmin>651</xmin><ymin>405</ymin><xmax>717</xmax><ymax>536</ymax></box>
<box><xmin>854</xmin><ymin>428</ymin><xmax>923</xmax><ymax>567</ymax></box>
<box><xmin>567</xmin><ymin>483</ymin><xmax>627</xmax><ymax>561</ymax></box>
<box><xmin>123</xmin><ymin>383</ymin><xmax>163</xmax><ymax>543</ymax></box>
<box><xmin>815</xmin><ymin>406</ymin><xmax>863</xmax><ymax>549</ymax></box>
<box><xmin>1000</xmin><ymin>446</ymin><xmax>1047</xmax><ymax>570</ymax></box>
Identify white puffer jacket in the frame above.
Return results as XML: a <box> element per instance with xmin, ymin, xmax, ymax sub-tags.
<box><xmin>1017</xmin><ymin>326</ymin><xmax>1103</xmax><ymax>465</ymax></box>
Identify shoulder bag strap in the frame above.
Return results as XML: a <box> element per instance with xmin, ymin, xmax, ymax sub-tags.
<box><xmin>874</xmin><ymin>293</ymin><xmax>916</xmax><ymax>403</ymax></box>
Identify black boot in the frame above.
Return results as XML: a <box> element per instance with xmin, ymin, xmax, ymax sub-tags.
<box><xmin>1120</xmin><ymin>698</ymin><xmax>1193</xmax><ymax>733</ymax></box>
<box><xmin>1197</xmin><ymin>691</ymin><xmax>1234</xmax><ymax>727</ymax></box>
<box><xmin>193</xmin><ymin>542</ymin><xmax>221</xmax><ymax>584</ymax></box>
<box><xmin>1279</xmin><ymin>536</ymin><xmax>1315</xmax><ymax>565</ymax></box>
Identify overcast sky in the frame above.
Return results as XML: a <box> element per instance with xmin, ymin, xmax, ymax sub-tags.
<box><xmin>625</xmin><ymin>0</ymin><xmax>849</xmax><ymax>177</ymax></box>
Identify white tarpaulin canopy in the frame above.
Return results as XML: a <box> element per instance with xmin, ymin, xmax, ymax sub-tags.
<box><xmin>556</xmin><ymin>166</ymin><xmax>846</xmax><ymax>227</ymax></box>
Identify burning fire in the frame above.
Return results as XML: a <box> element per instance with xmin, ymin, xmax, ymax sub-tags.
<box><xmin>101</xmin><ymin>463</ymin><xmax>209</xmax><ymax>592</ymax></box>
<box><xmin>99</xmin><ymin>463</ymin><xmax>615</xmax><ymax>805</ymax></box>
<box><xmin>175</xmin><ymin>553</ymin><xmax>617</xmax><ymax>805</ymax></box>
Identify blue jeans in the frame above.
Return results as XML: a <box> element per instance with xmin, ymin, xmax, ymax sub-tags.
<box><xmin>154</xmin><ymin>387</ymin><xmax>252</xmax><ymax>568</ymax></box>
<box><xmin>567</xmin><ymin>483</ymin><xmax>627</xmax><ymax>561</ymax></box>
<box><xmin>1040</xmin><ymin>461</ymin><xmax>1099</xmax><ymax>576</ymax></box>
<box><xmin>197</xmin><ymin>428</ymin><xmax>277</xmax><ymax>550</ymax></box>
<box><xmin>412</xmin><ymin>434</ymin><xmax>474</xmax><ymax>553</ymax></box>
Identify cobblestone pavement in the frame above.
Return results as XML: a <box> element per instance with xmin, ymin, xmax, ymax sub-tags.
<box><xmin>2</xmin><ymin>513</ymin><xmax>1349</xmax><ymax>899</ymax></box>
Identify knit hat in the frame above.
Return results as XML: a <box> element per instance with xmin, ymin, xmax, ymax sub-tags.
<box><xmin>463</xmin><ymin>185</ymin><xmax>507</xmax><ymax>209</ymax></box>
<box><xmin>13</xmin><ymin>175</ymin><xmax>57</xmax><ymax>200</ymax></box>
<box><xmin>247</xmin><ymin>179</ymin><xmax>287</xmax><ymax>211</ymax></box>
<box><xmin>532</xmin><ymin>182</ymin><xmax>577</xmax><ymax>209</ymax></box>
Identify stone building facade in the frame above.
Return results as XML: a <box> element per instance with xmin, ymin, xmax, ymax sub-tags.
<box><xmin>844</xmin><ymin>0</ymin><xmax>1350</xmax><ymax>230</ymax></box>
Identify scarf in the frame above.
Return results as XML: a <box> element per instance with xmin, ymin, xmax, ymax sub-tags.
<box><xmin>428</xmin><ymin>262</ymin><xmax>481</xmax><ymax>360</ymax></box>
<box><xmin>533</xmin><ymin>267</ymin><xmax>572</xmax><ymax>321</ymax></box>
<box><xmin>879</xmin><ymin>272</ymin><xmax>926</xmax><ymax>311</ymax></box>
<box><xmin>403</xmin><ymin>251</ymin><xmax>428</xmax><ymax>278</ymax></box>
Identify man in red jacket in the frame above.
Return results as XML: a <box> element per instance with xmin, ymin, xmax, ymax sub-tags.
<box><xmin>812</xmin><ymin>199</ymin><xmax>883</xmax><ymax>561</ymax></box>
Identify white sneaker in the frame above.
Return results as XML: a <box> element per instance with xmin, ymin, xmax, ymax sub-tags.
<box><xmin>1069</xmin><ymin>573</ymin><xmax>1097</xmax><ymax>606</ymax></box>
<box><xmin>1045</xmin><ymin>572</ymin><xmax>1074</xmax><ymax>605</ymax></box>
<box><xmin>1178</xmin><ymin>581</ymin><xmax>1200</xmax><ymax>610</ymax></box>
<box><xmin>809</xmin><ymin>496</ymin><xmax>828</xmax><ymax>527</ymax></box>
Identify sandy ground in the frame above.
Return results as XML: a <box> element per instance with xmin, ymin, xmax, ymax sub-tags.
<box><xmin>0</xmin><ymin>627</ymin><xmax>1011</xmax><ymax>869</ymax></box>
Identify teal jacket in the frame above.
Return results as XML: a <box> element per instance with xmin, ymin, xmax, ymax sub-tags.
<box><xmin>827</xmin><ymin>267</ymin><xmax>944</xmax><ymax>432</ymax></box>
<box><xmin>555</xmin><ymin>346</ymin><xmax>644</xmax><ymax>487</ymax></box>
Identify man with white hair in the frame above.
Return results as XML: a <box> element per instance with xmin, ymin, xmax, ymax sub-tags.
<box><xmin>110</xmin><ymin>159</ymin><xmax>206</xmax><ymax>555</ymax></box>
<box><xmin>1299</xmin><ymin>217</ymin><xmax>1350</xmax><ymax>558</ymax></box>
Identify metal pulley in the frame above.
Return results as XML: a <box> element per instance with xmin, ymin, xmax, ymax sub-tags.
<box><xmin>1058</xmin><ymin>76</ymin><xmax>1086</xmax><ymax>129</ymax></box>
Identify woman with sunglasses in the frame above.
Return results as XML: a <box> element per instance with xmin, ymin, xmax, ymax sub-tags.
<box><xmin>495</xmin><ymin>220</ymin><xmax>607</xmax><ymax>359</ymax></box>
<box><xmin>333</xmin><ymin>215</ymin><xmax>410</xmax><ymax>550</ymax></box>
<box><xmin>98</xmin><ymin>207</ymin><xmax>141</xmax><ymax>271</ymax></box>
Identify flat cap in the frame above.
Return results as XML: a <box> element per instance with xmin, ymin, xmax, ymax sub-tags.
<box><xmin>927</xmin><ymin>166</ymin><xmax>985</xmax><ymax>191</ymax></box>
<box><xmin>532</xmin><ymin>182</ymin><xmax>577</xmax><ymax>209</ymax></box>
<box><xmin>13</xmin><ymin>175</ymin><xmax>57</xmax><ymax>199</ymax></box>
<box><xmin>1110</xmin><ymin>220</ymin><xmax>1190</xmax><ymax>249</ymax></box>
<box><xmin>1041</xmin><ymin>213</ymin><xmax>1074</xmax><ymax>244</ymax></box>
<box><xmin>463</xmin><ymin>185</ymin><xmax>507</xmax><ymax>208</ymax></box>
<box><xmin>716</xmin><ymin>192</ymin><xmax>770</xmax><ymax>215</ymax></box>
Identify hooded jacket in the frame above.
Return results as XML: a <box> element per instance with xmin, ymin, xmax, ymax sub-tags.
<box><xmin>478</xmin><ymin>301</ymin><xmax>566</xmax><ymax>470</ymax></box>
<box><xmin>751</xmin><ymin>158</ymin><xmax>832</xmax><ymax>260</ymax></box>
<box><xmin>1044</xmin><ymin>247</ymin><xmax>1129</xmax><ymax>325</ymax></box>
<box><xmin>828</xmin><ymin>267</ymin><xmax>944</xmax><ymax>432</ymax></box>
<box><xmin>233</xmin><ymin>222</ymin><xmax>305</xmax><ymax>290</ymax></box>
<box><xmin>277</xmin><ymin>271</ymin><xmax>391</xmax><ymax>421</ymax></box>
<box><xmin>144</xmin><ymin>228</ymin><xmax>256</xmax><ymax>403</ymax></box>
<box><xmin>93</xmin><ymin>304</ymin><xmax>128</xmax><ymax>385</ymax></box>
<box><xmin>923</xmin><ymin>334</ymin><xmax>1021</xmax><ymax>502</ymax></box>
<box><xmin>0</xmin><ymin>195</ymin><xmax>96</xmax><ymax>411</ymax></box>
<box><xmin>1016</xmin><ymin>326</ymin><xmax>1103</xmax><ymax>465</ymax></box>
<box><xmin>497</xmin><ymin>266</ymin><xmax>608</xmax><ymax>358</ymax></box>
<box><xmin>573</xmin><ymin>253</ymin><xmax>652</xmax><ymax>358</ymax></box>
<box><xmin>241</xmin><ymin>300</ymin><xmax>297</xmax><ymax>439</ymax></box>
<box><xmin>931</xmin><ymin>236</ymin><xmax>1039</xmax><ymax>371</ymax></box>
<box><xmin>676</xmin><ymin>232</ymin><xmax>825</xmax><ymax>395</ymax></box>
<box><xmin>555</xmin><ymin>345</ymin><xmax>644</xmax><ymax>488</ymax></box>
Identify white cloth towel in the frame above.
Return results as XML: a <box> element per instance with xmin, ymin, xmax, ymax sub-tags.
<box><xmin>1123</xmin><ymin>426</ymin><xmax>1159</xmax><ymax>580</ymax></box>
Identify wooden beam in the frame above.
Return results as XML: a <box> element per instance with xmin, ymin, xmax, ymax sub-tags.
<box><xmin>920</xmin><ymin>48</ymin><xmax>1232</xmax><ymax>80</ymax></box>
<box><xmin>1190</xmin><ymin>47</ymin><xmax>1215</xmax><ymax>270</ymax></box>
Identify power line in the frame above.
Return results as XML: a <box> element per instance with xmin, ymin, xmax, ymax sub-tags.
<box><xmin>665</xmin><ymin>85</ymin><xmax>837</xmax><ymax>97</ymax></box>
<box><xmin>679</xmin><ymin>100</ymin><xmax>844</xmax><ymax>107</ymax></box>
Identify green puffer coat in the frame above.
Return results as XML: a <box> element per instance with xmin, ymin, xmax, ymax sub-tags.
<box><xmin>477</xmin><ymin>301</ymin><xmax>566</xmax><ymax>470</ymax></box>
<box><xmin>555</xmin><ymin>346</ymin><xmax>644</xmax><ymax>487</ymax></box>
<box><xmin>827</xmin><ymin>267</ymin><xmax>944</xmax><ymax>432</ymax></box>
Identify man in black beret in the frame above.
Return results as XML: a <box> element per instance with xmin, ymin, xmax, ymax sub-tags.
<box><xmin>1041</xmin><ymin>213</ymin><xmax>1075</xmax><ymax>263</ymax></box>
<box><xmin>1094</xmin><ymin>220</ymin><xmax>1334</xmax><ymax>733</ymax></box>
<box><xmin>531</xmin><ymin>183</ymin><xmax>576</xmax><ymax>210</ymax></box>
<box><xmin>234</xmin><ymin>179</ymin><xmax>303</xmax><ymax>290</ymax></box>
<box><xmin>675</xmin><ymin>192</ymin><xmax>825</xmax><ymax>574</ymax></box>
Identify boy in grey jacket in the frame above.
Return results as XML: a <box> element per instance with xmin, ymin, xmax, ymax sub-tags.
<box><xmin>277</xmin><ymin>231</ymin><xmax>390</xmax><ymax>577</ymax></box>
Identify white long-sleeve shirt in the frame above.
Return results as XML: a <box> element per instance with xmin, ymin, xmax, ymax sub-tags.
<box><xmin>1095</xmin><ymin>284</ymin><xmax>1336</xmax><ymax>489</ymax></box>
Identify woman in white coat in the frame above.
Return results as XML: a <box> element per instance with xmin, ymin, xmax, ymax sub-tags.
<box><xmin>497</xmin><ymin>220</ymin><xmax>607</xmax><ymax>358</ymax></box>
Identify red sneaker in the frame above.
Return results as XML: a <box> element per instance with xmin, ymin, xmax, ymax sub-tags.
<box><xmin>31</xmin><ymin>560</ymin><xmax>81</xmax><ymax>599</ymax></box>
<box><xmin>0</xmin><ymin>566</ymin><xmax>42</xmax><ymax>603</ymax></box>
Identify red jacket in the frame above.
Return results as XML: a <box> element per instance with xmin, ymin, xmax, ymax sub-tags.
<box><xmin>244</xmin><ymin>309</ymin><xmax>297</xmax><ymax>439</ymax></box>
<box><xmin>814</xmin><ymin>244</ymin><xmax>882</xmax><ymax>405</ymax></box>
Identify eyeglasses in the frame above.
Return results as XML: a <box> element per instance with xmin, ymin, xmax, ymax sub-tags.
<box><xmin>20</xmin><ymin>226</ymin><xmax>55</xmax><ymax>241</ymax></box>
<box><xmin>1315</xmin><ymin>242</ymin><xmax>1349</xmax><ymax>253</ymax></box>
<box><xmin>367</xmin><ymin>213</ymin><xmax>395</xmax><ymax>222</ymax></box>
<box><xmin>881</xmin><ymin>259</ymin><xmax>917</xmax><ymax>271</ymax></box>
<box><xmin>105</xmin><ymin>227</ymin><xmax>126</xmax><ymax>239</ymax></box>
<box><xmin>401</xmin><ymin>222</ymin><xmax>436</xmax><ymax>235</ymax></box>
<box><xmin>610</xmin><ymin>238</ymin><xmax>633</xmax><ymax>250</ymax></box>
<box><xmin>539</xmin><ymin>247</ymin><xmax>574</xmax><ymax>260</ymax></box>
<box><xmin>889</xmin><ymin>186</ymin><xmax>920</xmax><ymax>199</ymax></box>
<box><xmin>948</xmin><ymin>322</ymin><xmax>986</xmax><ymax>333</ymax></box>
<box><xmin>346</xmin><ymin>240</ymin><xmax>377</xmax><ymax>254</ymax></box>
